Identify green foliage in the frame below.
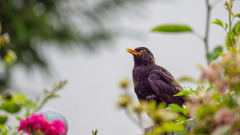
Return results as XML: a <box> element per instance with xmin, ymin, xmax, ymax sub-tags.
<box><xmin>175</xmin><ymin>132</ymin><xmax>188</xmax><ymax>135</ymax></box>
<box><xmin>0</xmin><ymin>101</ymin><xmax>21</xmax><ymax>114</ymax></box>
<box><xmin>174</xmin><ymin>90</ymin><xmax>195</xmax><ymax>96</ymax></box>
<box><xmin>235</xmin><ymin>23</ymin><xmax>240</xmax><ymax>35</ymax></box>
<box><xmin>3</xmin><ymin>50</ymin><xmax>17</xmax><ymax>66</ymax></box>
<box><xmin>235</xmin><ymin>14</ymin><xmax>240</xmax><ymax>18</ymax></box>
<box><xmin>92</xmin><ymin>129</ymin><xmax>98</xmax><ymax>135</ymax></box>
<box><xmin>206</xmin><ymin>46</ymin><xmax>223</xmax><ymax>63</ymax></box>
<box><xmin>0</xmin><ymin>116</ymin><xmax>8</xmax><ymax>125</ymax></box>
<box><xmin>151</xmin><ymin>24</ymin><xmax>193</xmax><ymax>33</ymax></box>
<box><xmin>166</xmin><ymin>104</ymin><xmax>187</xmax><ymax>115</ymax></box>
<box><xmin>210</xmin><ymin>19</ymin><xmax>224</xmax><ymax>28</ymax></box>
<box><xmin>0</xmin><ymin>0</ymin><xmax>147</xmax><ymax>67</ymax></box>
<box><xmin>0</xmin><ymin>80</ymin><xmax>67</xmax><ymax>134</ymax></box>
<box><xmin>0</xmin><ymin>0</ymin><xmax>76</xmax><ymax>68</ymax></box>
<box><xmin>0</xmin><ymin>0</ymin><xmax>146</xmax><ymax>89</ymax></box>
<box><xmin>145</xmin><ymin>122</ymin><xmax>185</xmax><ymax>135</ymax></box>
<box><xmin>32</xmin><ymin>80</ymin><xmax>67</xmax><ymax>114</ymax></box>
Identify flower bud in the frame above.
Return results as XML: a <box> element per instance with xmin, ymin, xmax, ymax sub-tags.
<box><xmin>131</xmin><ymin>104</ymin><xmax>143</xmax><ymax>114</ymax></box>
<box><xmin>117</xmin><ymin>94</ymin><xmax>132</xmax><ymax>108</ymax></box>
<box><xmin>1</xmin><ymin>92</ymin><xmax>12</xmax><ymax>100</ymax></box>
<box><xmin>151</xmin><ymin>110</ymin><xmax>164</xmax><ymax>124</ymax></box>
<box><xmin>119</xmin><ymin>78</ymin><xmax>130</xmax><ymax>89</ymax></box>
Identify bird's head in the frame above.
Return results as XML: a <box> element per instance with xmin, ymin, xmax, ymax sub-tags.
<box><xmin>127</xmin><ymin>47</ymin><xmax>155</xmax><ymax>66</ymax></box>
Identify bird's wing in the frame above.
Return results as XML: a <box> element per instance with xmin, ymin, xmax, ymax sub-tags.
<box><xmin>148</xmin><ymin>70</ymin><xmax>186</xmax><ymax>106</ymax></box>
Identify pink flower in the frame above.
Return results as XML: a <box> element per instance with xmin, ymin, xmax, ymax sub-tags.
<box><xmin>201</xmin><ymin>62</ymin><xmax>222</xmax><ymax>81</ymax></box>
<box><xmin>212</xmin><ymin>108</ymin><xmax>236</xmax><ymax>127</ymax></box>
<box><xmin>18</xmin><ymin>114</ymin><xmax>66</xmax><ymax>135</ymax></box>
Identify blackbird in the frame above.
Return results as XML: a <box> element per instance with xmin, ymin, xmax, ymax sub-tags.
<box><xmin>127</xmin><ymin>47</ymin><xmax>188</xmax><ymax>107</ymax></box>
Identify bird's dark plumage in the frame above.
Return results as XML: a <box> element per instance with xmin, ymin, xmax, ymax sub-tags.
<box><xmin>127</xmin><ymin>47</ymin><xmax>188</xmax><ymax>106</ymax></box>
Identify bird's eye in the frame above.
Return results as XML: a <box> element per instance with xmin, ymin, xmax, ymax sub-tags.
<box><xmin>140</xmin><ymin>50</ymin><xmax>147</xmax><ymax>54</ymax></box>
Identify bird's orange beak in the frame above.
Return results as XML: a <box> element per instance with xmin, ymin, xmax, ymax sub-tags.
<box><xmin>127</xmin><ymin>48</ymin><xmax>141</xmax><ymax>55</ymax></box>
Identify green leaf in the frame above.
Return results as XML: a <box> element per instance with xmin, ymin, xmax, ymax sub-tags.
<box><xmin>25</xmin><ymin>109</ymin><xmax>31</xmax><ymax>117</ymax></box>
<box><xmin>224</xmin><ymin>1</ymin><xmax>230</xmax><ymax>10</ymax></box>
<box><xmin>48</xmin><ymin>94</ymin><xmax>59</xmax><ymax>99</ymax></box>
<box><xmin>0</xmin><ymin>116</ymin><xmax>8</xmax><ymax>125</ymax></box>
<box><xmin>43</xmin><ymin>89</ymin><xmax>49</xmax><ymax>94</ymax></box>
<box><xmin>23</xmin><ymin>100</ymin><xmax>37</xmax><ymax>109</ymax></box>
<box><xmin>235</xmin><ymin>13</ymin><xmax>240</xmax><ymax>18</ymax></box>
<box><xmin>151</xmin><ymin>24</ymin><xmax>193</xmax><ymax>33</ymax></box>
<box><xmin>210</xmin><ymin>19</ymin><xmax>224</xmax><ymax>28</ymax></box>
<box><xmin>235</xmin><ymin>23</ymin><xmax>240</xmax><ymax>35</ymax></box>
<box><xmin>92</xmin><ymin>129</ymin><xmax>98</xmax><ymax>135</ymax></box>
<box><xmin>162</xmin><ymin>122</ymin><xmax>185</xmax><ymax>132</ymax></box>
<box><xmin>16</xmin><ymin>117</ymin><xmax>23</xmax><ymax>121</ymax></box>
<box><xmin>175</xmin><ymin>132</ymin><xmax>187</xmax><ymax>135</ymax></box>
<box><xmin>225</xmin><ymin>37</ymin><xmax>232</xmax><ymax>51</ymax></box>
<box><xmin>166</xmin><ymin>104</ymin><xmax>187</xmax><ymax>115</ymax></box>
<box><xmin>225</xmin><ymin>23</ymin><xmax>228</xmax><ymax>30</ymax></box>
<box><xmin>228</xmin><ymin>31</ymin><xmax>235</xmax><ymax>38</ymax></box>
<box><xmin>157</xmin><ymin>102</ymin><xmax>166</xmax><ymax>109</ymax></box>
<box><xmin>0</xmin><ymin>101</ymin><xmax>21</xmax><ymax>113</ymax></box>
<box><xmin>4</xmin><ymin>50</ymin><xmax>17</xmax><ymax>66</ymax></box>
<box><xmin>149</xmin><ymin>101</ymin><xmax>157</xmax><ymax>112</ymax></box>
<box><xmin>196</xmin><ymin>85</ymin><xmax>205</xmax><ymax>91</ymax></box>
<box><xmin>190</xmin><ymin>89</ymin><xmax>198</xmax><ymax>95</ymax></box>
<box><xmin>174</xmin><ymin>90</ymin><xmax>194</xmax><ymax>96</ymax></box>
<box><xmin>12</xmin><ymin>94</ymin><xmax>27</xmax><ymax>105</ymax></box>
<box><xmin>196</xmin><ymin>105</ymin><xmax>215</xmax><ymax>119</ymax></box>
<box><xmin>207</xmin><ymin>46</ymin><xmax>223</xmax><ymax>62</ymax></box>
<box><xmin>206</xmin><ymin>86</ymin><xmax>216</xmax><ymax>91</ymax></box>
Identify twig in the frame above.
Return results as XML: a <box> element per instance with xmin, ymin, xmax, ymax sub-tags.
<box><xmin>124</xmin><ymin>108</ymin><xmax>144</xmax><ymax>131</ymax></box>
<box><xmin>137</xmin><ymin>113</ymin><xmax>144</xmax><ymax>130</ymax></box>
<box><xmin>31</xmin><ymin>80</ymin><xmax>67</xmax><ymax>114</ymax></box>
<box><xmin>193</xmin><ymin>31</ymin><xmax>205</xmax><ymax>41</ymax></box>
<box><xmin>204</xmin><ymin>0</ymin><xmax>211</xmax><ymax>55</ymax></box>
<box><xmin>229</xmin><ymin>0</ymin><xmax>235</xmax><ymax>51</ymax></box>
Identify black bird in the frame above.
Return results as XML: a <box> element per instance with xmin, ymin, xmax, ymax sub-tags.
<box><xmin>127</xmin><ymin>47</ymin><xmax>188</xmax><ymax>106</ymax></box>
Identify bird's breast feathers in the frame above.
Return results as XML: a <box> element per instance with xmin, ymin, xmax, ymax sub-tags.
<box><xmin>133</xmin><ymin>66</ymin><xmax>154</xmax><ymax>97</ymax></box>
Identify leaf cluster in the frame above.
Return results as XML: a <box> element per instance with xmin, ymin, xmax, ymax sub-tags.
<box><xmin>0</xmin><ymin>80</ymin><xmax>67</xmax><ymax>134</ymax></box>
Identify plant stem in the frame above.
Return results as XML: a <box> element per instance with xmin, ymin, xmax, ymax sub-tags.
<box><xmin>205</xmin><ymin>0</ymin><xmax>211</xmax><ymax>55</ymax></box>
<box><xmin>124</xmin><ymin>108</ymin><xmax>144</xmax><ymax>131</ymax></box>
<box><xmin>229</xmin><ymin>0</ymin><xmax>236</xmax><ymax>52</ymax></box>
<box><xmin>32</xmin><ymin>80</ymin><xmax>67</xmax><ymax>114</ymax></box>
<box><xmin>123</xmin><ymin>90</ymin><xmax>144</xmax><ymax>131</ymax></box>
<box><xmin>229</xmin><ymin>0</ymin><xmax>233</xmax><ymax>32</ymax></box>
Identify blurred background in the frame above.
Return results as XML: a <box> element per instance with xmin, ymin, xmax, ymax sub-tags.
<box><xmin>1</xmin><ymin>0</ymin><xmax>239</xmax><ymax>134</ymax></box>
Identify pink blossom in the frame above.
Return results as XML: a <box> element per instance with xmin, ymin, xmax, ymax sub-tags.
<box><xmin>212</xmin><ymin>108</ymin><xmax>236</xmax><ymax>127</ymax></box>
<box><xmin>18</xmin><ymin>114</ymin><xmax>66</xmax><ymax>135</ymax></box>
<box><xmin>201</xmin><ymin>62</ymin><xmax>222</xmax><ymax>81</ymax></box>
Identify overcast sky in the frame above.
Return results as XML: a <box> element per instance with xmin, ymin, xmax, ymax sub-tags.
<box><xmin>12</xmin><ymin>0</ymin><xmax>240</xmax><ymax>135</ymax></box>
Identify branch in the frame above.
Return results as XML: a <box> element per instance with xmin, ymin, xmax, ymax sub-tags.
<box><xmin>32</xmin><ymin>80</ymin><xmax>67</xmax><ymax>114</ymax></box>
<box><xmin>204</xmin><ymin>0</ymin><xmax>211</xmax><ymax>55</ymax></box>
